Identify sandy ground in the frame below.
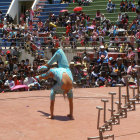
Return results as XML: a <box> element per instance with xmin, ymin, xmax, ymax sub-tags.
<box><xmin>0</xmin><ymin>87</ymin><xmax>140</xmax><ymax>140</ymax></box>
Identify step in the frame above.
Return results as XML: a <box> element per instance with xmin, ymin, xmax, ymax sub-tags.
<box><xmin>0</xmin><ymin>2</ymin><xmax>11</xmax><ymax>5</ymax></box>
<box><xmin>39</xmin><ymin>3</ymin><xmax>68</xmax><ymax>7</ymax></box>
<box><xmin>0</xmin><ymin>0</ymin><xmax>12</xmax><ymax>2</ymax></box>
<box><xmin>40</xmin><ymin>0</ymin><xmax>47</xmax><ymax>1</ymax></box>
<box><xmin>39</xmin><ymin>12</ymin><xmax>59</xmax><ymax>16</ymax></box>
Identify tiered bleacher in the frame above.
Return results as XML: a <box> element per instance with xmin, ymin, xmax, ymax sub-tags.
<box><xmin>0</xmin><ymin>0</ymin><xmax>140</xmax><ymax>92</ymax></box>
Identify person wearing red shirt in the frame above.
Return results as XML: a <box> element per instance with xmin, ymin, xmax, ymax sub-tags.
<box><xmin>13</xmin><ymin>75</ymin><xmax>20</xmax><ymax>85</ymax></box>
<box><xmin>66</xmin><ymin>24</ymin><xmax>71</xmax><ymax>35</ymax></box>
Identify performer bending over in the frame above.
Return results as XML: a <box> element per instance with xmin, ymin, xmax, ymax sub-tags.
<box><xmin>36</xmin><ymin>67</ymin><xmax>74</xmax><ymax>119</ymax></box>
<box><xmin>38</xmin><ymin>49</ymin><xmax>74</xmax><ymax>119</ymax></box>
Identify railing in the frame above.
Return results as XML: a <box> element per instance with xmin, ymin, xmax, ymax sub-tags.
<box><xmin>6</xmin><ymin>0</ymin><xmax>18</xmax><ymax>23</ymax></box>
<box><xmin>32</xmin><ymin>0</ymin><xmax>40</xmax><ymax>10</ymax></box>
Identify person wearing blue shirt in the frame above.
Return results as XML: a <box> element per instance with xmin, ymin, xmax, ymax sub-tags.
<box><xmin>98</xmin><ymin>45</ymin><xmax>108</xmax><ymax>62</ymax></box>
<box><xmin>107</xmin><ymin>0</ymin><xmax>113</xmax><ymax>13</ymax></box>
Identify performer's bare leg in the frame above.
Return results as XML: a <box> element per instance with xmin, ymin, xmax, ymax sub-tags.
<box><xmin>68</xmin><ymin>97</ymin><xmax>74</xmax><ymax>120</ymax></box>
<box><xmin>61</xmin><ymin>73</ymin><xmax>74</xmax><ymax>119</ymax></box>
<box><xmin>48</xmin><ymin>100</ymin><xmax>55</xmax><ymax>119</ymax></box>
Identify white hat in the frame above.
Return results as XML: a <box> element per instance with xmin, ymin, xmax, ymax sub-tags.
<box><xmin>100</xmin><ymin>45</ymin><xmax>104</xmax><ymax>49</ymax></box>
<box><xmin>70</xmin><ymin>62</ymin><xmax>74</xmax><ymax>65</ymax></box>
<box><xmin>13</xmin><ymin>75</ymin><xmax>17</xmax><ymax>78</ymax></box>
<box><xmin>52</xmin><ymin>62</ymin><xmax>57</xmax><ymax>65</ymax></box>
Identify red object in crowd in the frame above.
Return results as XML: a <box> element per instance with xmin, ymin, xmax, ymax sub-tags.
<box><xmin>60</xmin><ymin>9</ymin><xmax>68</xmax><ymax>12</ymax></box>
<box><xmin>0</xmin><ymin>23</ymin><xmax>3</xmax><ymax>28</ymax></box>
<box><xmin>66</xmin><ymin>24</ymin><xmax>71</xmax><ymax>35</ymax></box>
<box><xmin>81</xmin><ymin>39</ymin><xmax>85</xmax><ymax>46</ymax></box>
<box><xmin>31</xmin><ymin>43</ymin><xmax>38</xmax><ymax>51</ymax></box>
<box><xmin>14</xmin><ymin>80</ymin><xmax>20</xmax><ymax>86</ymax></box>
<box><xmin>6</xmin><ymin>50</ymin><xmax>11</xmax><ymax>54</ymax></box>
<box><xmin>73</xmin><ymin>7</ymin><xmax>83</xmax><ymax>12</ymax></box>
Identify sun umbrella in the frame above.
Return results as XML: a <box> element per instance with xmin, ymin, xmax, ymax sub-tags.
<box><xmin>116</xmin><ymin>28</ymin><xmax>126</xmax><ymax>32</ymax></box>
<box><xmin>11</xmin><ymin>85</ymin><xmax>28</xmax><ymax>91</ymax></box>
<box><xmin>87</xmin><ymin>25</ymin><xmax>95</xmax><ymax>29</ymax></box>
<box><xmin>73</xmin><ymin>7</ymin><xmax>83</xmax><ymax>12</ymax></box>
<box><xmin>60</xmin><ymin>9</ymin><xmax>68</xmax><ymax>12</ymax></box>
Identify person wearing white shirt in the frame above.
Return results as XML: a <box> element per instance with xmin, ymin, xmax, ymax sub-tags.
<box><xmin>24</xmin><ymin>72</ymin><xmax>40</xmax><ymax>90</ymax></box>
<box><xmin>4</xmin><ymin>75</ymin><xmax>15</xmax><ymax>89</ymax></box>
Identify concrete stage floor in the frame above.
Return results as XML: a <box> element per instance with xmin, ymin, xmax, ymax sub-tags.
<box><xmin>0</xmin><ymin>87</ymin><xmax>140</xmax><ymax>140</ymax></box>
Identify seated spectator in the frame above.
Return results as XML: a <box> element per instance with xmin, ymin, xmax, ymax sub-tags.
<box><xmin>106</xmin><ymin>0</ymin><xmax>114</xmax><ymax>13</ymax></box>
<box><xmin>121</xmin><ymin>14</ymin><xmax>128</xmax><ymax>29</ymax></box>
<box><xmin>100</xmin><ymin>14</ymin><xmax>106</xmax><ymax>25</ymax></box>
<box><xmin>117</xmin><ymin>13</ymin><xmax>122</xmax><ymax>26</ymax></box>
<box><xmin>24</xmin><ymin>72</ymin><xmax>40</xmax><ymax>91</ymax></box>
<box><xmin>129</xmin><ymin>19</ymin><xmax>137</xmax><ymax>31</ymax></box>
<box><xmin>95</xmin><ymin>71</ymin><xmax>107</xmax><ymax>87</ymax></box>
<box><xmin>127</xmin><ymin>60</ymin><xmax>137</xmax><ymax>74</ymax></box>
<box><xmin>127</xmin><ymin>47</ymin><xmax>135</xmax><ymax>60</ymax></box>
<box><xmin>4</xmin><ymin>75</ymin><xmax>15</xmax><ymax>90</ymax></box>
<box><xmin>37</xmin><ymin>19</ymin><xmax>43</xmax><ymax>30</ymax></box>
<box><xmin>95</xmin><ymin>10</ymin><xmax>101</xmax><ymax>22</ymax></box>
<box><xmin>115</xmin><ymin>58</ymin><xmax>126</xmax><ymax>83</ymax></box>
<box><xmin>128</xmin><ymin>31</ymin><xmax>135</xmax><ymax>50</ymax></box>
<box><xmin>132</xmin><ymin>0</ymin><xmax>136</xmax><ymax>12</ymax></box>
<box><xmin>127</xmin><ymin>60</ymin><xmax>137</xmax><ymax>85</ymax></box>
<box><xmin>12</xmin><ymin>47</ymin><xmax>20</xmax><ymax>57</ymax></box>
<box><xmin>90</xmin><ymin>65</ymin><xmax>99</xmax><ymax>86</ymax></box>
<box><xmin>98</xmin><ymin>45</ymin><xmax>108</xmax><ymax>62</ymax></box>
<box><xmin>13</xmin><ymin>75</ymin><xmax>20</xmax><ymax>85</ymax></box>
<box><xmin>92</xmin><ymin>28</ymin><xmax>98</xmax><ymax>46</ymax></box>
<box><xmin>119</xmin><ymin>43</ymin><xmax>128</xmax><ymax>53</ymax></box>
<box><xmin>112</xmin><ymin>2</ymin><xmax>116</xmax><ymax>12</ymax></box>
<box><xmin>127</xmin><ymin>0</ymin><xmax>133</xmax><ymax>12</ymax></box>
<box><xmin>124</xmin><ymin>0</ymin><xmax>128</xmax><ymax>12</ymax></box>
<box><xmin>120</xmin><ymin>0</ymin><xmax>125</xmax><ymax>12</ymax></box>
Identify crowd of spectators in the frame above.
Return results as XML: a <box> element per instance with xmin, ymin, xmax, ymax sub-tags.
<box><xmin>120</xmin><ymin>0</ymin><xmax>137</xmax><ymax>12</ymax></box>
<box><xmin>4</xmin><ymin>0</ymin><xmax>138</xmax><ymax>53</ymax></box>
<box><xmin>70</xmin><ymin>45</ymin><xmax>138</xmax><ymax>88</ymax></box>
<box><xmin>0</xmin><ymin>44</ymin><xmax>139</xmax><ymax>93</ymax></box>
<box><xmin>0</xmin><ymin>0</ymin><xmax>140</xmax><ymax>93</ymax></box>
<box><xmin>0</xmin><ymin>47</ymin><xmax>52</xmax><ymax>93</ymax></box>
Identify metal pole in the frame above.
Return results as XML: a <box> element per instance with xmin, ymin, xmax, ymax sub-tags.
<box><xmin>101</xmin><ymin>99</ymin><xmax>109</xmax><ymax>123</ymax></box>
<box><xmin>96</xmin><ymin>106</ymin><xmax>103</xmax><ymax>129</ymax></box>
<box><xmin>119</xmin><ymin>86</ymin><xmax>121</xmax><ymax>109</ymax></box>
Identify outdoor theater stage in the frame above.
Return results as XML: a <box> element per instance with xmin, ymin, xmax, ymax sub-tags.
<box><xmin>0</xmin><ymin>87</ymin><xmax>140</xmax><ymax>140</ymax></box>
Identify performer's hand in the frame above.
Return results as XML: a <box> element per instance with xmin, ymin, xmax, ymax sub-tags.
<box><xmin>35</xmin><ymin>76</ymin><xmax>40</xmax><ymax>81</ymax></box>
<box><xmin>37</xmin><ymin>65</ymin><xmax>48</xmax><ymax>72</ymax></box>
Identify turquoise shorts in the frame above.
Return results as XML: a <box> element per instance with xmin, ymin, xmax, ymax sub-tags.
<box><xmin>50</xmin><ymin>88</ymin><xmax>73</xmax><ymax>100</ymax></box>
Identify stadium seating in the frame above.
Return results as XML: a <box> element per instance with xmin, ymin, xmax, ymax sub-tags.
<box><xmin>0</xmin><ymin>0</ymin><xmax>12</xmax><ymax>48</ymax></box>
<box><xmin>56</xmin><ymin>0</ymin><xmax>138</xmax><ymax>34</ymax></box>
<box><xmin>34</xmin><ymin>0</ymin><xmax>69</xmax><ymax>23</ymax></box>
<box><xmin>0</xmin><ymin>0</ymin><xmax>12</xmax><ymax>18</ymax></box>
<box><xmin>55</xmin><ymin>0</ymin><xmax>138</xmax><ymax>49</ymax></box>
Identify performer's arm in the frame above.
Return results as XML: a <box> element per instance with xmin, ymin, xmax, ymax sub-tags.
<box><xmin>36</xmin><ymin>70</ymin><xmax>54</xmax><ymax>81</ymax></box>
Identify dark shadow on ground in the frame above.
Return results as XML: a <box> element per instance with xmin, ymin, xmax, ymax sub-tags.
<box><xmin>37</xmin><ymin>110</ymin><xmax>73</xmax><ymax>121</ymax></box>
